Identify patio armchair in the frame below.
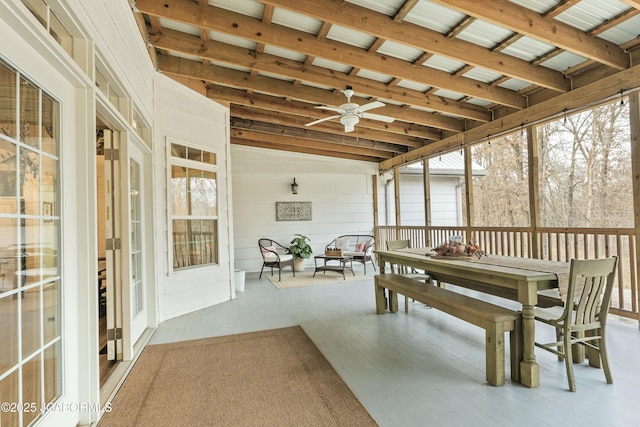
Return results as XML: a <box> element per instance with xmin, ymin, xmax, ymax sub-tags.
<box><xmin>258</xmin><ymin>238</ymin><xmax>295</xmax><ymax>281</ymax></box>
<box><xmin>534</xmin><ymin>256</ymin><xmax>618</xmax><ymax>392</ymax></box>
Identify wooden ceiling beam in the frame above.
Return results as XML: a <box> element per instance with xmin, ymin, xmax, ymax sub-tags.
<box><xmin>136</xmin><ymin>0</ymin><xmax>528</xmax><ymax>108</ymax></box>
<box><xmin>259</xmin><ymin>0</ymin><xmax>568</xmax><ymax>93</ymax></box>
<box><xmin>231</xmin><ymin>137</ymin><xmax>381</xmax><ymax>162</ymax></box>
<box><xmin>158</xmin><ymin>55</ymin><xmax>466</xmax><ymax>131</ymax></box>
<box><xmin>431</xmin><ymin>0</ymin><xmax>629</xmax><ymax>70</ymax></box>
<box><xmin>230</xmin><ymin>120</ymin><xmax>398</xmax><ymax>158</ymax></box>
<box><xmin>230</xmin><ymin>106</ymin><xmax>423</xmax><ymax>148</ymax></box>
<box><xmin>230</xmin><ymin>128</ymin><xmax>393</xmax><ymax>159</ymax></box>
<box><xmin>149</xmin><ymin>28</ymin><xmax>491</xmax><ymax>121</ymax></box>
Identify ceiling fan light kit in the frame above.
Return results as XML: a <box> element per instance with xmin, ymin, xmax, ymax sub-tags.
<box><xmin>340</xmin><ymin>115</ymin><xmax>359</xmax><ymax>132</ymax></box>
<box><xmin>305</xmin><ymin>86</ymin><xmax>395</xmax><ymax>133</ymax></box>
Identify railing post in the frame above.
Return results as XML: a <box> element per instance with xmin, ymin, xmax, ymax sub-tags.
<box><xmin>629</xmin><ymin>90</ymin><xmax>640</xmax><ymax>326</ymax></box>
<box><xmin>527</xmin><ymin>125</ymin><xmax>541</xmax><ymax>259</ymax></box>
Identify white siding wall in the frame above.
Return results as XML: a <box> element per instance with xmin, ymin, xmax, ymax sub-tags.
<box><xmin>231</xmin><ymin>146</ymin><xmax>379</xmax><ymax>272</ymax></box>
<box><xmin>154</xmin><ymin>74</ymin><xmax>232</xmax><ymax>321</ymax></box>
<box><xmin>381</xmin><ymin>174</ymin><xmax>462</xmax><ymax>226</ymax></box>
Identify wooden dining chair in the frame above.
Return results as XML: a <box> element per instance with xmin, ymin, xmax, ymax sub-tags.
<box><xmin>386</xmin><ymin>239</ymin><xmax>431</xmax><ymax>312</ymax></box>
<box><xmin>534</xmin><ymin>256</ymin><xmax>618</xmax><ymax>392</ymax></box>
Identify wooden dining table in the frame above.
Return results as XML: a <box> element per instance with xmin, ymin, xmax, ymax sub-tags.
<box><xmin>376</xmin><ymin>248</ymin><xmax>570</xmax><ymax>388</ymax></box>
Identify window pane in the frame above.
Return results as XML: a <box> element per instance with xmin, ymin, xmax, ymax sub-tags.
<box><xmin>171</xmin><ymin>143</ymin><xmax>187</xmax><ymax>159</ymax></box>
<box><xmin>172</xmin><ymin>219</ymin><xmax>217</xmax><ymax>268</ymax></box>
<box><xmin>50</xmin><ymin>10</ymin><xmax>74</xmax><ymax>57</ymax></box>
<box><xmin>44</xmin><ymin>342</ymin><xmax>61</xmax><ymax>405</ymax></box>
<box><xmin>20</xmin><ymin>78</ymin><xmax>40</xmax><ymax>149</ymax></box>
<box><xmin>0</xmin><ymin>218</ymin><xmax>19</xmax><ymax>291</ymax></box>
<box><xmin>0</xmin><ymin>295</ymin><xmax>19</xmax><ymax>376</ymax></box>
<box><xmin>189</xmin><ymin>219</ymin><xmax>216</xmax><ymax>266</ymax></box>
<box><xmin>189</xmin><ymin>170</ymin><xmax>217</xmax><ymax>216</ymax></box>
<box><xmin>22</xmin><ymin>287</ymin><xmax>42</xmax><ymax>357</ymax></box>
<box><xmin>171</xmin><ymin>165</ymin><xmax>188</xmax><ymax>215</ymax></box>
<box><xmin>187</xmin><ymin>147</ymin><xmax>202</xmax><ymax>162</ymax></box>
<box><xmin>22</xmin><ymin>354</ymin><xmax>42</xmax><ymax>426</ymax></box>
<box><xmin>42</xmin><ymin>92</ymin><xmax>58</xmax><ymax>155</ymax></box>
<box><xmin>0</xmin><ymin>370</ymin><xmax>19</xmax><ymax>426</ymax></box>
<box><xmin>23</xmin><ymin>218</ymin><xmax>42</xmax><ymax>285</ymax></box>
<box><xmin>43</xmin><ymin>281</ymin><xmax>60</xmax><ymax>344</ymax></box>
<box><xmin>22</xmin><ymin>149</ymin><xmax>40</xmax><ymax>215</ymax></box>
<box><xmin>172</xmin><ymin>219</ymin><xmax>188</xmax><ymax>269</ymax></box>
<box><xmin>0</xmin><ymin>140</ymin><xmax>18</xmax><ymax>204</ymax></box>
<box><xmin>202</xmin><ymin>150</ymin><xmax>216</xmax><ymax>165</ymax></box>
<box><xmin>0</xmin><ymin>61</ymin><xmax>17</xmax><ymax>138</ymax></box>
<box><xmin>22</xmin><ymin>0</ymin><xmax>48</xmax><ymax>27</ymax></box>
<box><xmin>43</xmin><ymin>219</ymin><xmax>59</xmax><ymax>279</ymax></box>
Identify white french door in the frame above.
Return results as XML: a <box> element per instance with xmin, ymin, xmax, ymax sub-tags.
<box><xmin>127</xmin><ymin>143</ymin><xmax>147</xmax><ymax>342</ymax></box>
<box><xmin>103</xmin><ymin>129</ymin><xmax>123</xmax><ymax>361</ymax></box>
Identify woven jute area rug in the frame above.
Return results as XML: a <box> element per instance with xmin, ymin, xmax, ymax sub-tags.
<box><xmin>266</xmin><ymin>270</ymin><xmax>368</xmax><ymax>289</ymax></box>
<box><xmin>98</xmin><ymin>326</ymin><xmax>378</xmax><ymax>427</ymax></box>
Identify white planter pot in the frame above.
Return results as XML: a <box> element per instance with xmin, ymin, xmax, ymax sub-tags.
<box><xmin>294</xmin><ymin>257</ymin><xmax>306</xmax><ymax>272</ymax></box>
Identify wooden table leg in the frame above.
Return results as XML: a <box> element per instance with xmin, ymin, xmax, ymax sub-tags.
<box><xmin>374</xmin><ymin>278</ymin><xmax>387</xmax><ymax>314</ymax></box>
<box><xmin>519</xmin><ymin>303</ymin><xmax>540</xmax><ymax>388</ymax></box>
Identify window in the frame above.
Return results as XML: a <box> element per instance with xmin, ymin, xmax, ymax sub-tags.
<box><xmin>0</xmin><ymin>58</ymin><xmax>61</xmax><ymax>426</ymax></box>
<box><xmin>21</xmin><ymin>0</ymin><xmax>85</xmax><ymax>72</ymax></box>
<box><xmin>169</xmin><ymin>141</ymin><xmax>218</xmax><ymax>270</ymax></box>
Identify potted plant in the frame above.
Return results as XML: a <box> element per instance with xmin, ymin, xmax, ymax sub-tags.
<box><xmin>290</xmin><ymin>234</ymin><xmax>313</xmax><ymax>272</ymax></box>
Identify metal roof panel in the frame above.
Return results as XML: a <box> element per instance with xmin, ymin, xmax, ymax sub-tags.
<box><xmin>271</xmin><ymin>8</ymin><xmax>323</xmax><ymax>34</ymax></box>
<box><xmin>262</xmin><ymin>45</ymin><xmax>307</xmax><ymax>62</ymax></box>
<box><xmin>403</xmin><ymin>0</ymin><xmax>467</xmax><ymax>33</ymax></box>
<box><xmin>345</xmin><ymin>0</ymin><xmax>405</xmax><ymax>16</ymax></box>
<box><xmin>208</xmin><ymin>0</ymin><xmax>264</xmax><ymax>18</ymax></box>
<box><xmin>376</xmin><ymin>40</ymin><xmax>425</xmax><ymax>62</ymax></box>
<box><xmin>500</xmin><ymin>36</ymin><xmax>556</xmax><ymax>62</ymax></box>
<box><xmin>456</xmin><ymin>20</ymin><xmax>514</xmax><ymax>49</ymax></box>
<box><xmin>554</xmin><ymin>0</ymin><xmax>630</xmax><ymax>32</ymax></box>
<box><xmin>326</xmin><ymin>25</ymin><xmax>377</xmax><ymax>49</ymax></box>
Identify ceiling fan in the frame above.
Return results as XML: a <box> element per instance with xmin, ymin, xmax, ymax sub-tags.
<box><xmin>305</xmin><ymin>86</ymin><xmax>395</xmax><ymax>132</ymax></box>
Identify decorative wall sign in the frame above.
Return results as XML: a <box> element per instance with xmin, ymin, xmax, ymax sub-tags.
<box><xmin>276</xmin><ymin>202</ymin><xmax>312</xmax><ymax>221</ymax></box>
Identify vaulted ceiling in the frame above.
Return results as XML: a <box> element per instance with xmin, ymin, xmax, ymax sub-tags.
<box><xmin>131</xmin><ymin>0</ymin><xmax>640</xmax><ymax>171</ymax></box>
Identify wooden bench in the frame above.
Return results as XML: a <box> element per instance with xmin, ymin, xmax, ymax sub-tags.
<box><xmin>375</xmin><ymin>273</ymin><xmax>522</xmax><ymax>386</ymax></box>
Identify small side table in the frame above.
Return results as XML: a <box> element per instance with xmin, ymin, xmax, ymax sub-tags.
<box><xmin>313</xmin><ymin>254</ymin><xmax>355</xmax><ymax>279</ymax></box>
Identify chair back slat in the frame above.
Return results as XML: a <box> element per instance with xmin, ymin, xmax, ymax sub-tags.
<box><xmin>565</xmin><ymin>257</ymin><xmax>618</xmax><ymax>328</ymax></box>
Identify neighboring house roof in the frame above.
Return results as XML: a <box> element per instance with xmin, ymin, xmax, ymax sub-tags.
<box><xmin>401</xmin><ymin>152</ymin><xmax>487</xmax><ymax>177</ymax></box>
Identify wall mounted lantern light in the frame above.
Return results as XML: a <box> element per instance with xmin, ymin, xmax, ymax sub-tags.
<box><xmin>291</xmin><ymin>178</ymin><xmax>299</xmax><ymax>194</ymax></box>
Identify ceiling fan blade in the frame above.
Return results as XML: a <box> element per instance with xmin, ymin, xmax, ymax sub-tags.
<box><xmin>316</xmin><ymin>105</ymin><xmax>345</xmax><ymax>114</ymax></box>
<box><xmin>357</xmin><ymin>101</ymin><xmax>385</xmax><ymax>112</ymax></box>
<box><xmin>361</xmin><ymin>112</ymin><xmax>395</xmax><ymax>123</ymax></box>
<box><xmin>305</xmin><ymin>115</ymin><xmax>341</xmax><ymax>127</ymax></box>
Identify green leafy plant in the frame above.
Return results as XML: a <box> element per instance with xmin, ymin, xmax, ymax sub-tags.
<box><xmin>290</xmin><ymin>234</ymin><xmax>313</xmax><ymax>259</ymax></box>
